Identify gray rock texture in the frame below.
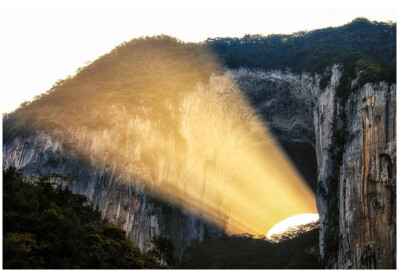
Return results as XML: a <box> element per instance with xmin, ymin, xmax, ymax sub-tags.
<box><xmin>232</xmin><ymin>68</ymin><xmax>319</xmax><ymax>192</ymax></box>
<box><xmin>313</xmin><ymin>67</ymin><xmax>396</xmax><ymax>268</ymax></box>
<box><xmin>337</xmin><ymin>82</ymin><xmax>396</xmax><ymax>268</ymax></box>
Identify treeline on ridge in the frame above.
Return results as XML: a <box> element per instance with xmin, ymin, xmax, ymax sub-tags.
<box><xmin>205</xmin><ymin>17</ymin><xmax>396</xmax><ymax>100</ymax></box>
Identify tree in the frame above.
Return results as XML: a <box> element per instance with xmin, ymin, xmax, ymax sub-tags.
<box><xmin>147</xmin><ymin>235</ymin><xmax>178</xmax><ymax>267</ymax></box>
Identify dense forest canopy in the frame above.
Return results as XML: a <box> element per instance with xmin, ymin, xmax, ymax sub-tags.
<box><xmin>205</xmin><ymin>17</ymin><xmax>396</xmax><ymax>98</ymax></box>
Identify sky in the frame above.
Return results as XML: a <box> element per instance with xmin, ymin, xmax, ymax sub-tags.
<box><xmin>1</xmin><ymin>0</ymin><xmax>398</xmax><ymax>113</ymax></box>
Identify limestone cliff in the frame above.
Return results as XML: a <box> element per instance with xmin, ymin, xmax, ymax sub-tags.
<box><xmin>314</xmin><ymin>71</ymin><xmax>396</xmax><ymax>268</ymax></box>
<box><xmin>338</xmin><ymin>82</ymin><xmax>396</xmax><ymax>269</ymax></box>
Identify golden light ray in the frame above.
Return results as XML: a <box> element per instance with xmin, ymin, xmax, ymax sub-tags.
<box><xmin>62</xmin><ymin>71</ymin><xmax>316</xmax><ymax>235</ymax></box>
<box><xmin>28</xmin><ymin>38</ymin><xmax>317</xmax><ymax>235</ymax></box>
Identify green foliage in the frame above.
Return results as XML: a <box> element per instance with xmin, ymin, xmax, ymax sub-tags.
<box><xmin>3</xmin><ymin>167</ymin><xmax>158</xmax><ymax>269</ymax></box>
<box><xmin>206</xmin><ymin>17</ymin><xmax>396</xmax><ymax>102</ymax></box>
<box><xmin>356</xmin><ymin>58</ymin><xmax>382</xmax><ymax>84</ymax></box>
<box><xmin>3</xmin><ymin>233</ymin><xmax>43</xmax><ymax>268</ymax></box>
<box><xmin>147</xmin><ymin>235</ymin><xmax>178</xmax><ymax>268</ymax></box>
<box><xmin>319</xmin><ymin>73</ymin><xmax>332</xmax><ymax>90</ymax></box>
<box><xmin>178</xmin><ymin>228</ymin><xmax>321</xmax><ymax>269</ymax></box>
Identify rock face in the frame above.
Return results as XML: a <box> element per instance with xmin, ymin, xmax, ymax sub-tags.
<box><xmin>2</xmin><ymin>66</ymin><xmax>396</xmax><ymax>268</ymax></box>
<box><xmin>338</xmin><ymin>83</ymin><xmax>396</xmax><ymax>269</ymax></box>
<box><xmin>313</xmin><ymin>65</ymin><xmax>343</xmax><ymax>267</ymax></box>
<box><xmin>232</xmin><ymin>68</ymin><xmax>319</xmax><ymax>192</ymax></box>
<box><xmin>314</xmin><ymin>69</ymin><xmax>396</xmax><ymax>268</ymax></box>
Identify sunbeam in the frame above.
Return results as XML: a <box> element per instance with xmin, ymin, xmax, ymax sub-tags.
<box><xmin>7</xmin><ymin>37</ymin><xmax>317</xmax><ymax>235</ymax></box>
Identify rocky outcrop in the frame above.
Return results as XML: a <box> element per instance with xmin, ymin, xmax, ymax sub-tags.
<box><xmin>313</xmin><ymin>65</ymin><xmax>343</xmax><ymax>267</ymax></box>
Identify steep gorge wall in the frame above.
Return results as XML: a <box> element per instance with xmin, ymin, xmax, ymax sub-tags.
<box><xmin>314</xmin><ymin>70</ymin><xmax>396</xmax><ymax>268</ymax></box>
<box><xmin>339</xmin><ymin>83</ymin><xmax>396</xmax><ymax>268</ymax></box>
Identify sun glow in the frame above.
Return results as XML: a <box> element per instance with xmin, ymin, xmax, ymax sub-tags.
<box><xmin>266</xmin><ymin>213</ymin><xmax>319</xmax><ymax>240</ymax></box>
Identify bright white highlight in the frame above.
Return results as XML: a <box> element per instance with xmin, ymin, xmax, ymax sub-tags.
<box><xmin>266</xmin><ymin>213</ymin><xmax>319</xmax><ymax>239</ymax></box>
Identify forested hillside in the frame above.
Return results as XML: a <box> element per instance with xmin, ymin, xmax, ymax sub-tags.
<box><xmin>3</xmin><ymin>167</ymin><xmax>159</xmax><ymax>269</ymax></box>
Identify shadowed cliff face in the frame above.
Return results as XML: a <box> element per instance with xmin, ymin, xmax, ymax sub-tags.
<box><xmin>232</xmin><ymin>69</ymin><xmax>319</xmax><ymax>193</ymax></box>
